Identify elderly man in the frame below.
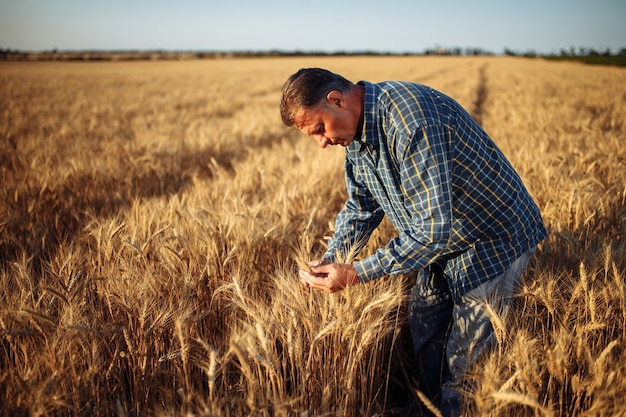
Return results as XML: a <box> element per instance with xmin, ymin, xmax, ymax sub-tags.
<box><xmin>280</xmin><ymin>68</ymin><xmax>547</xmax><ymax>416</ymax></box>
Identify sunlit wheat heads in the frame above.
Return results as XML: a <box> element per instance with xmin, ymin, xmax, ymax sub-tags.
<box><xmin>1</xmin><ymin>56</ymin><xmax>625</xmax><ymax>416</ymax></box>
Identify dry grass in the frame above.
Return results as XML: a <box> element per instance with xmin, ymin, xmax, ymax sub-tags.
<box><xmin>1</xmin><ymin>56</ymin><xmax>625</xmax><ymax>416</ymax></box>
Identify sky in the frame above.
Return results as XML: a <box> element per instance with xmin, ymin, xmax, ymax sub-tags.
<box><xmin>1</xmin><ymin>0</ymin><xmax>625</xmax><ymax>55</ymax></box>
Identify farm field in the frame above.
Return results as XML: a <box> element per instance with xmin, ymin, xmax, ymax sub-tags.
<box><xmin>1</xmin><ymin>56</ymin><xmax>625</xmax><ymax>416</ymax></box>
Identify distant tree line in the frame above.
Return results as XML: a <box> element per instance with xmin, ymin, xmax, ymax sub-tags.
<box><xmin>504</xmin><ymin>46</ymin><xmax>626</xmax><ymax>57</ymax></box>
<box><xmin>1</xmin><ymin>46</ymin><xmax>625</xmax><ymax>66</ymax></box>
<box><xmin>499</xmin><ymin>46</ymin><xmax>626</xmax><ymax>67</ymax></box>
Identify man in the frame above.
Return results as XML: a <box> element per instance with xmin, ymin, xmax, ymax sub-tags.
<box><xmin>280</xmin><ymin>68</ymin><xmax>547</xmax><ymax>416</ymax></box>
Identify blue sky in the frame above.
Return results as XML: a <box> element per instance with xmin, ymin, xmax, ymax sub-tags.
<box><xmin>1</xmin><ymin>0</ymin><xmax>624</xmax><ymax>54</ymax></box>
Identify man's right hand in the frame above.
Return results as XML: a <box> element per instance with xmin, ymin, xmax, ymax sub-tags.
<box><xmin>299</xmin><ymin>260</ymin><xmax>360</xmax><ymax>293</ymax></box>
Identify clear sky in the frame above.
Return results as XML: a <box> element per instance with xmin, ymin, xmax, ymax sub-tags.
<box><xmin>1</xmin><ymin>0</ymin><xmax>624</xmax><ymax>54</ymax></box>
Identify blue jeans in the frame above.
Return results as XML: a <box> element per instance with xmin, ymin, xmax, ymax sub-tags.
<box><xmin>408</xmin><ymin>248</ymin><xmax>536</xmax><ymax>417</ymax></box>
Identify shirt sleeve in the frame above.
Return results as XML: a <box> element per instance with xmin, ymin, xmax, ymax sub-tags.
<box><xmin>324</xmin><ymin>157</ymin><xmax>385</xmax><ymax>263</ymax></box>
<box><xmin>354</xmin><ymin>123</ymin><xmax>455</xmax><ymax>282</ymax></box>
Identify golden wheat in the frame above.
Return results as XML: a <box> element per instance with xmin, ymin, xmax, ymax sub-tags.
<box><xmin>1</xmin><ymin>56</ymin><xmax>625</xmax><ymax>416</ymax></box>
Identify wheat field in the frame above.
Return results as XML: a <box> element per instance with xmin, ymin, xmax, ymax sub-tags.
<box><xmin>1</xmin><ymin>56</ymin><xmax>625</xmax><ymax>416</ymax></box>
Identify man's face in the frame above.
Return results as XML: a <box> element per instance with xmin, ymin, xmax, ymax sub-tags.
<box><xmin>294</xmin><ymin>93</ymin><xmax>358</xmax><ymax>149</ymax></box>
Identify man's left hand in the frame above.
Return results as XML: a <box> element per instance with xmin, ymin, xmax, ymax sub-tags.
<box><xmin>299</xmin><ymin>262</ymin><xmax>360</xmax><ymax>293</ymax></box>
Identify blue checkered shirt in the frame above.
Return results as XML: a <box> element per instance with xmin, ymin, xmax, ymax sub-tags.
<box><xmin>324</xmin><ymin>80</ymin><xmax>547</xmax><ymax>301</ymax></box>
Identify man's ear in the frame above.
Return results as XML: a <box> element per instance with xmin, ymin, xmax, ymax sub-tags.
<box><xmin>326</xmin><ymin>90</ymin><xmax>344</xmax><ymax>107</ymax></box>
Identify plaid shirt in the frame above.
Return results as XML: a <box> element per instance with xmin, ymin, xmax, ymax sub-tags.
<box><xmin>324</xmin><ymin>80</ymin><xmax>547</xmax><ymax>301</ymax></box>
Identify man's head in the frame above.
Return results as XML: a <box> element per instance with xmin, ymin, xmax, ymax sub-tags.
<box><xmin>280</xmin><ymin>68</ymin><xmax>363</xmax><ymax>148</ymax></box>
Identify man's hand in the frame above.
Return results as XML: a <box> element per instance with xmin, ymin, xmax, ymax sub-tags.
<box><xmin>299</xmin><ymin>261</ymin><xmax>360</xmax><ymax>293</ymax></box>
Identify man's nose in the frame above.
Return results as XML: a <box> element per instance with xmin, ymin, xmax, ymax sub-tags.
<box><xmin>315</xmin><ymin>135</ymin><xmax>329</xmax><ymax>148</ymax></box>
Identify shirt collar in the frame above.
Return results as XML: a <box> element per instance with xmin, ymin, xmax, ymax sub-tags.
<box><xmin>350</xmin><ymin>81</ymin><xmax>379</xmax><ymax>152</ymax></box>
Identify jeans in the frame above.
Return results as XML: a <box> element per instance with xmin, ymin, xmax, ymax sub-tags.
<box><xmin>408</xmin><ymin>248</ymin><xmax>536</xmax><ymax>417</ymax></box>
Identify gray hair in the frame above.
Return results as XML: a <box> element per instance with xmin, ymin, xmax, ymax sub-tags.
<box><xmin>280</xmin><ymin>68</ymin><xmax>353</xmax><ymax>127</ymax></box>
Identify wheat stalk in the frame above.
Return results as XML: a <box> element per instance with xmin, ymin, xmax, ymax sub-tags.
<box><xmin>491</xmin><ymin>391</ymin><xmax>553</xmax><ymax>417</ymax></box>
